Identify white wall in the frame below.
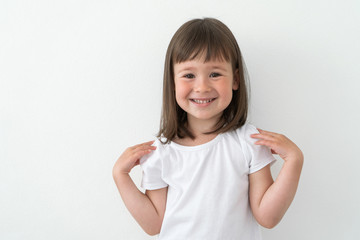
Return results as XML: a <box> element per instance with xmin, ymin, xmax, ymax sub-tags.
<box><xmin>1</xmin><ymin>0</ymin><xmax>359</xmax><ymax>239</ymax></box>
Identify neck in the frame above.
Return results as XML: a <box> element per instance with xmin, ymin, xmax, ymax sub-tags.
<box><xmin>186</xmin><ymin>115</ymin><xmax>222</xmax><ymax>138</ymax></box>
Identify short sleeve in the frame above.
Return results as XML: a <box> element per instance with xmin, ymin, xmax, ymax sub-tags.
<box><xmin>139</xmin><ymin>139</ymin><xmax>168</xmax><ymax>190</ymax></box>
<box><xmin>237</xmin><ymin>123</ymin><xmax>276</xmax><ymax>174</ymax></box>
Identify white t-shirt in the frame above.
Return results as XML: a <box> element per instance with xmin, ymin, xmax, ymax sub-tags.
<box><xmin>140</xmin><ymin>123</ymin><xmax>276</xmax><ymax>240</ymax></box>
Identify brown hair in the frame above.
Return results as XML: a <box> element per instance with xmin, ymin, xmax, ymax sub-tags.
<box><xmin>157</xmin><ymin>18</ymin><xmax>249</xmax><ymax>144</ymax></box>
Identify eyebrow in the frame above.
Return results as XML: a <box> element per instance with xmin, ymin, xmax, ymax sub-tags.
<box><xmin>175</xmin><ymin>64</ymin><xmax>228</xmax><ymax>73</ymax></box>
<box><xmin>208</xmin><ymin>65</ymin><xmax>228</xmax><ymax>71</ymax></box>
<box><xmin>176</xmin><ymin>67</ymin><xmax>195</xmax><ymax>72</ymax></box>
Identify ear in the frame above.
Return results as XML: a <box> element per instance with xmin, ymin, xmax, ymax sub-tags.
<box><xmin>232</xmin><ymin>69</ymin><xmax>240</xmax><ymax>90</ymax></box>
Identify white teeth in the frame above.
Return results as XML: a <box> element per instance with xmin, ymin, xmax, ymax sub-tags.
<box><xmin>192</xmin><ymin>99</ymin><xmax>213</xmax><ymax>104</ymax></box>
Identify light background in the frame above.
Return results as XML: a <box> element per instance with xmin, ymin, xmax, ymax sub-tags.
<box><xmin>1</xmin><ymin>0</ymin><xmax>359</xmax><ymax>239</ymax></box>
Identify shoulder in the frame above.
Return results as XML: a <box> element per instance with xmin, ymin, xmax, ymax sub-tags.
<box><xmin>236</xmin><ymin>122</ymin><xmax>259</xmax><ymax>134</ymax></box>
<box><xmin>235</xmin><ymin>122</ymin><xmax>260</xmax><ymax>143</ymax></box>
<box><xmin>214</xmin><ymin>123</ymin><xmax>259</xmax><ymax>155</ymax></box>
<box><xmin>139</xmin><ymin>137</ymin><xmax>170</xmax><ymax>166</ymax></box>
<box><xmin>217</xmin><ymin>123</ymin><xmax>259</xmax><ymax>147</ymax></box>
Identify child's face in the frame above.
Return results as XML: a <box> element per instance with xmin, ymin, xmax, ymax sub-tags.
<box><xmin>173</xmin><ymin>56</ymin><xmax>239</xmax><ymax>127</ymax></box>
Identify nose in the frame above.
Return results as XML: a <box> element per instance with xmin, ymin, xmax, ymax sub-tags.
<box><xmin>194</xmin><ymin>76</ymin><xmax>211</xmax><ymax>93</ymax></box>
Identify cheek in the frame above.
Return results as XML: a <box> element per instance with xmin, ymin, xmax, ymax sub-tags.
<box><xmin>175</xmin><ymin>83</ymin><xmax>189</xmax><ymax>100</ymax></box>
<box><xmin>219</xmin><ymin>84</ymin><xmax>234</xmax><ymax>103</ymax></box>
<box><xmin>174</xmin><ymin>87</ymin><xmax>183</xmax><ymax>107</ymax></box>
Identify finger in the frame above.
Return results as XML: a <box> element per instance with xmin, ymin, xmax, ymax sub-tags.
<box><xmin>254</xmin><ymin>139</ymin><xmax>278</xmax><ymax>149</ymax></box>
<box><xmin>131</xmin><ymin>145</ymin><xmax>157</xmax><ymax>156</ymax></box>
<box><xmin>141</xmin><ymin>140</ymin><xmax>156</xmax><ymax>145</ymax></box>
<box><xmin>131</xmin><ymin>140</ymin><xmax>156</xmax><ymax>149</ymax></box>
<box><xmin>137</xmin><ymin>140</ymin><xmax>156</xmax><ymax>147</ymax></box>
<box><xmin>251</xmin><ymin>133</ymin><xmax>276</xmax><ymax>141</ymax></box>
<box><xmin>257</xmin><ymin>128</ymin><xmax>277</xmax><ymax>137</ymax></box>
<box><xmin>132</xmin><ymin>147</ymin><xmax>156</xmax><ymax>160</ymax></box>
<box><xmin>137</xmin><ymin>144</ymin><xmax>157</xmax><ymax>151</ymax></box>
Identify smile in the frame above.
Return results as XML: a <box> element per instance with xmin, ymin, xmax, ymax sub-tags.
<box><xmin>190</xmin><ymin>98</ymin><xmax>216</xmax><ymax>104</ymax></box>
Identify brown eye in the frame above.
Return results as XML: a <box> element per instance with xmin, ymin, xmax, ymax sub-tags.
<box><xmin>210</xmin><ymin>72</ymin><xmax>221</xmax><ymax>78</ymax></box>
<box><xmin>184</xmin><ymin>74</ymin><xmax>195</xmax><ymax>79</ymax></box>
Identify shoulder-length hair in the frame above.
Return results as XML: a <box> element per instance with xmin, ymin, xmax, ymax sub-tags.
<box><xmin>157</xmin><ymin>18</ymin><xmax>249</xmax><ymax>144</ymax></box>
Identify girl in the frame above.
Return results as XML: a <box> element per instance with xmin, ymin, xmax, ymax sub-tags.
<box><xmin>113</xmin><ymin>18</ymin><xmax>303</xmax><ymax>239</ymax></box>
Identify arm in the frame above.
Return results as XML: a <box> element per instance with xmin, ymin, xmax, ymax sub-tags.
<box><xmin>249</xmin><ymin>129</ymin><xmax>304</xmax><ymax>229</ymax></box>
<box><xmin>112</xmin><ymin>141</ymin><xmax>167</xmax><ymax>235</ymax></box>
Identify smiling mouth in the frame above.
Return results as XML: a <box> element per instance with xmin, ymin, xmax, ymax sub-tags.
<box><xmin>190</xmin><ymin>98</ymin><xmax>216</xmax><ymax>104</ymax></box>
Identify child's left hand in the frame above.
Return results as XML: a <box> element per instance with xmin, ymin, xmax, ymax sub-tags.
<box><xmin>251</xmin><ymin>128</ymin><xmax>303</xmax><ymax>163</ymax></box>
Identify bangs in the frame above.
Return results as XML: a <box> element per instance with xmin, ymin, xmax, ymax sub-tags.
<box><xmin>172</xmin><ymin>20</ymin><xmax>235</xmax><ymax>64</ymax></box>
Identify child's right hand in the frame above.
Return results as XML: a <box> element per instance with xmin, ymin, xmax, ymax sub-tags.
<box><xmin>112</xmin><ymin>140</ymin><xmax>157</xmax><ymax>177</ymax></box>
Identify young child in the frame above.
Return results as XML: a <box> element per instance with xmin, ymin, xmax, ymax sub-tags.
<box><xmin>113</xmin><ymin>18</ymin><xmax>303</xmax><ymax>239</ymax></box>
